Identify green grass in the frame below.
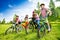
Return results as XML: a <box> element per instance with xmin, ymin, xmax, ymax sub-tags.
<box><xmin>0</xmin><ymin>23</ymin><xmax>60</xmax><ymax>40</ymax></box>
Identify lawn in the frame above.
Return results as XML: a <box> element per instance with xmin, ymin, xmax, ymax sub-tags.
<box><xmin>0</xmin><ymin>23</ymin><xmax>60</xmax><ymax>40</ymax></box>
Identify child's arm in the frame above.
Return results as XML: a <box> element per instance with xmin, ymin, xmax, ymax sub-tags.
<box><xmin>48</xmin><ymin>10</ymin><xmax>52</xmax><ymax>16</ymax></box>
<box><xmin>39</xmin><ymin>12</ymin><xmax>41</xmax><ymax>16</ymax></box>
<box><xmin>46</xmin><ymin>9</ymin><xmax>52</xmax><ymax>16</ymax></box>
<box><xmin>29</xmin><ymin>17</ymin><xmax>33</xmax><ymax>19</ymax></box>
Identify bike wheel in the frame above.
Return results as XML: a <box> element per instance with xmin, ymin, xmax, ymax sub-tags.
<box><xmin>40</xmin><ymin>24</ymin><xmax>46</xmax><ymax>37</ymax></box>
<box><xmin>5</xmin><ymin>26</ymin><xmax>13</xmax><ymax>35</ymax></box>
<box><xmin>45</xmin><ymin>23</ymin><xmax>52</xmax><ymax>31</ymax></box>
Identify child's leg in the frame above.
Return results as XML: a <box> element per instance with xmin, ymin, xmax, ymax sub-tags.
<box><xmin>32</xmin><ymin>20</ymin><xmax>35</xmax><ymax>32</ymax></box>
<box><xmin>25</xmin><ymin>26</ymin><xmax>28</xmax><ymax>34</ymax></box>
<box><xmin>25</xmin><ymin>28</ymin><xmax>27</xmax><ymax>34</ymax></box>
<box><xmin>47</xmin><ymin>22</ymin><xmax>50</xmax><ymax>32</ymax></box>
<box><xmin>36</xmin><ymin>20</ymin><xmax>40</xmax><ymax>38</ymax></box>
<box><xmin>12</xmin><ymin>24</ymin><xmax>16</xmax><ymax>32</ymax></box>
<box><xmin>46</xmin><ymin>18</ymin><xmax>50</xmax><ymax>32</ymax></box>
<box><xmin>15</xmin><ymin>24</ymin><xmax>19</xmax><ymax>33</ymax></box>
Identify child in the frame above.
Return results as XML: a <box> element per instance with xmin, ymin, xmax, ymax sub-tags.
<box><xmin>34</xmin><ymin>13</ymin><xmax>40</xmax><ymax>38</ymax></box>
<box><xmin>22</xmin><ymin>15</ymin><xmax>29</xmax><ymax>34</ymax></box>
<box><xmin>32</xmin><ymin>11</ymin><xmax>37</xmax><ymax>26</ymax></box>
<box><xmin>13</xmin><ymin>15</ymin><xmax>21</xmax><ymax>33</ymax></box>
<box><xmin>24</xmin><ymin>15</ymin><xmax>29</xmax><ymax>29</ymax></box>
<box><xmin>28</xmin><ymin>11</ymin><xmax>36</xmax><ymax>32</ymax></box>
<box><xmin>40</xmin><ymin>3</ymin><xmax>52</xmax><ymax>32</ymax></box>
<box><xmin>16</xmin><ymin>15</ymin><xmax>21</xmax><ymax>32</ymax></box>
<box><xmin>13</xmin><ymin>15</ymin><xmax>21</xmax><ymax>25</ymax></box>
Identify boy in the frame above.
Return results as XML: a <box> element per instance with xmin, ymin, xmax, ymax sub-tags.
<box><xmin>40</xmin><ymin>3</ymin><xmax>52</xmax><ymax>32</ymax></box>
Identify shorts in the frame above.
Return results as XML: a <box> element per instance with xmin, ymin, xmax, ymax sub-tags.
<box><xmin>40</xmin><ymin>16</ymin><xmax>48</xmax><ymax>23</ymax></box>
<box><xmin>18</xmin><ymin>22</ymin><xmax>21</xmax><ymax>24</ymax></box>
<box><xmin>22</xmin><ymin>22</ymin><xmax>28</xmax><ymax>29</ymax></box>
<box><xmin>42</xmin><ymin>17</ymin><xmax>48</xmax><ymax>23</ymax></box>
<box><xmin>32</xmin><ymin>18</ymin><xmax>36</xmax><ymax>25</ymax></box>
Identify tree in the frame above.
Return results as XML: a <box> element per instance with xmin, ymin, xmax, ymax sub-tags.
<box><xmin>35</xmin><ymin>2</ymin><xmax>40</xmax><ymax>15</ymax></box>
<box><xmin>13</xmin><ymin>14</ymin><xmax>17</xmax><ymax>22</ymax></box>
<box><xmin>9</xmin><ymin>21</ymin><xmax>13</xmax><ymax>24</ymax></box>
<box><xmin>0</xmin><ymin>21</ymin><xmax>1</xmax><ymax>24</ymax></box>
<box><xmin>49</xmin><ymin>0</ymin><xmax>58</xmax><ymax>21</ymax></box>
<box><xmin>49</xmin><ymin>0</ymin><xmax>55</xmax><ymax>15</ymax></box>
<box><xmin>56</xmin><ymin>0</ymin><xmax>60</xmax><ymax>1</ymax></box>
<box><xmin>1</xmin><ymin>18</ymin><xmax>5</xmax><ymax>24</ymax></box>
<box><xmin>56</xmin><ymin>7</ymin><xmax>60</xmax><ymax>18</ymax></box>
<box><xmin>37</xmin><ymin>2</ymin><xmax>40</xmax><ymax>10</ymax></box>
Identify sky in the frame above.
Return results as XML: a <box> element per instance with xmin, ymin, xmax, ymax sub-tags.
<box><xmin>0</xmin><ymin>0</ymin><xmax>60</xmax><ymax>22</ymax></box>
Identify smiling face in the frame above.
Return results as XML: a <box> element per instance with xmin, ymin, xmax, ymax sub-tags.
<box><xmin>41</xmin><ymin>5</ymin><xmax>45</xmax><ymax>8</ymax></box>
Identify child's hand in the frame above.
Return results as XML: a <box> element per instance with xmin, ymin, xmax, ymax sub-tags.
<box><xmin>48</xmin><ymin>10</ymin><xmax>52</xmax><ymax>16</ymax></box>
<box><xmin>16</xmin><ymin>22</ymin><xmax>18</xmax><ymax>24</ymax></box>
<box><xmin>49</xmin><ymin>11</ymin><xmax>52</xmax><ymax>16</ymax></box>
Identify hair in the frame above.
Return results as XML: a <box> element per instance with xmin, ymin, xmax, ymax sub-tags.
<box><xmin>16</xmin><ymin>15</ymin><xmax>19</xmax><ymax>17</ymax></box>
<box><xmin>40</xmin><ymin>3</ymin><xmax>45</xmax><ymax>6</ymax></box>
<box><xmin>26</xmin><ymin>15</ymin><xmax>28</xmax><ymax>16</ymax></box>
<box><xmin>25</xmin><ymin>15</ymin><xmax>28</xmax><ymax>19</ymax></box>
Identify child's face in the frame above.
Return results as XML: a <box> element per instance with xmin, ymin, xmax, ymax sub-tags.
<box><xmin>16</xmin><ymin>16</ymin><xmax>19</xmax><ymax>18</ymax></box>
<box><xmin>26</xmin><ymin>15</ymin><xmax>28</xmax><ymax>17</ymax></box>
<box><xmin>41</xmin><ymin>5</ymin><xmax>45</xmax><ymax>8</ymax></box>
<box><xmin>33</xmin><ymin>13</ymin><xmax>37</xmax><ymax>17</ymax></box>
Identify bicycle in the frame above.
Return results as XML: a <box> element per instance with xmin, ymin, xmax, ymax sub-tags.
<box><xmin>5</xmin><ymin>23</ymin><xmax>22</xmax><ymax>35</ymax></box>
<box><xmin>29</xmin><ymin>19</ymin><xmax>51</xmax><ymax>38</ymax></box>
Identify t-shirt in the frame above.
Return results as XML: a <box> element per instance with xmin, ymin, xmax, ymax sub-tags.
<box><xmin>16</xmin><ymin>17</ymin><xmax>20</xmax><ymax>23</ymax></box>
<box><xmin>35</xmin><ymin>14</ymin><xmax>40</xmax><ymax>20</ymax></box>
<box><xmin>41</xmin><ymin>8</ymin><xmax>47</xmax><ymax>18</ymax></box>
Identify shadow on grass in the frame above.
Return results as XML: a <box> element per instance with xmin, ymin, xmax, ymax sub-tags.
<box><xmin>0</xmin><ymin>33</ymin><xmax>5</xmax><ymax>36</ymax></box>
<box><xmin>13</xmin><ymin>32</ymin><xmax>41</xmax><ymax>40</ymax></box>
<box><xmin>57</xmin><ymin>37</ymin><xmax>60</xmax><ymax>40</ymax></box>
<box><xmin>13</xmin><ymin>33</ymin><xmax>26</xmax><ymax>39</ymax></box>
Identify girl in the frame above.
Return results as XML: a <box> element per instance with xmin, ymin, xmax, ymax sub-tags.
<box><xmin>22</xmin><ymin>15</ymin><xmax>29</xmax><ymax>34</ymax></box>
<box><xmin>34</xmin><ymin>13</ymin><xmax>40</xmax><ymax>38</ymax></box>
